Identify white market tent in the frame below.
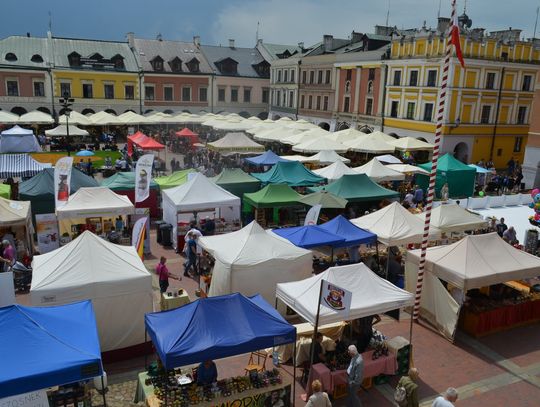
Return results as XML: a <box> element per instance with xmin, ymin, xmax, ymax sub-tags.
<box><xmin>308</xmin><ymin>150</ymin><xmax>350</xmax><ymax>164</ymax></box>
<box><xmin>0</xmin><ymin>197</ymin><xmax>34</xmax><ymax>250</ymax></box>
<box><xmin>385</xmin><ymin>164</ymin><xmax>429</xmax><ymax>175</ymax></box>
<box><xmin>207</xmin><ymin>132</ymin><xmax>265</xmax><ymax>154</ymax></box>
<box><xmin>0</xmin><ymin>111</ymin><xmax>20</xmax><ymax>124</ymax></box>
<box><xmin>375</xmin><ymin>154</ymin><xmax>403</xmax><ymax>164</ymax></box>
<box><xmin>58</xmin><ymin>111</ymin><xmax>92</xmax><ymax>126</ymax></box>
<box><xmin>416</xmin><ymin>204</ymin><xmax>488</xmax><ymax>233</ymax></box>
<box><xmin>89</xmin><ymin>111</ymin><xmax>120</xmax><ymax>126</ymax></box>
<box><xmin>199</xmin><ymin>221</ymin><xmax>313</xmax><ymax>306</ymax></box>
<box><xmin>56</xmin><ymin>187</ymin><xmax>134</xmax><ymax>220</ymax></box>
<box><xmin>162</xmin><ymin>173</ymin><xmax>241</xmax><ymax>247</ymax></box>
<box><xmin>292</xmin><ymin>137</ymin><xmax>348</xmax><ymax>153</ymax></box>
<box><xmin>18</xmin><ymin>110</ymin><xmax>54</xmax><ymax>124</ymax></box>
<box><xmin>246</xmin><ymin>121</ymin><xmax>279</xmax><ymax>135</ymax></box>
<box><xmin>389</xmin><ymin>136</ymin><xmax>434</xmax><ymax>151</ymax></box>
<box><xmin>286</xmin><ymin>119</ymin><xmax>317</xmax><ymax>131</ymax></box>
<box><xmin>313</xmin><ymin>161</ymin><xmax>358</xmax><ymax>181</ymax></box>
<box><xmin>345</xmin><ymin>133</ymin><xmax>395</xmax><ymax>153</ymax></box>
<box><xmin>281</xmin><ymin>128</ymin><xmax>328</xmax><ymax>145</ymax></box>
<box><xmin>30</xmin><ymin>231</ymin><xmax>152</xmax><ymax>352</ymax></box>
<box><xmin>116</xmin><ymin>110</ymin><xmax>154</xmax><ymax>125</ymax></box>
<box><xmin>276</xmin><ymin>263</ymin><xmax>414</xmax><ymax>326</ymax></box>
<box><xmin>353</xmin><ymin>158</ymin><xmax>405</xmax><ymax>182</ymax></box>
<box><xmin>326</xmin><ymin>128</ymin><xmax>367</xmax><ymax>144</ymax></box>
<box><xmin>351</xmin><ymin>202</ymin><xmax>440</xmax><ymax>246</ymax></box>
<box><xmin>254</xmin><ymin>127</ymin><xmax>304</xmax><ymax>143</ymax></box>
<box><xmin>0</xmin><ymin>125</ymin><xmax>40</xmax><ymax>153</ymax></box>
<box><xmin>279</xmin><ymin>154</ymin><xmax>314</xmax><ymax>163</ymax></box>
<box><xmin>45</xmin><ymin>124</ymin><xmax>89</xmax><ymax>137</ymax></box>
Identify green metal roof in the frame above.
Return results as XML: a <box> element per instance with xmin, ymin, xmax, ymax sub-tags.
<box><xmin>0</xmin><ymin>36</ymin><xmax>49</xmax><ymax>69</ymax></box>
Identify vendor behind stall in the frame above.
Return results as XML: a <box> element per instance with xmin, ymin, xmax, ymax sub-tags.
<box><xmin>197</xmin><ymin>360</ymin><xmax>217</xmax><ymax>385</ymax></box>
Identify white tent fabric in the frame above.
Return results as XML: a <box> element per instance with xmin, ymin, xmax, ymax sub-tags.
<box><xmin>308</xmin><ymin>150</ymin><xmax>350</xmax><ymax>164</ymax></box>
<box><xmin>0</xmin><ymin>111</ymin><xmax>20</xmax><ymax>124</ymax></box>
<box><xmin>375</xmin><ymin>154</ymin><xmax>403</xmax><ymax>164</ymax></box>
<box><xmin>207</xmin><ymin>132</ymin><xmax>264</xmax><ymax>154</ymax></box>
<box><xmin>353</xmin><ymin>158</ymin><xmax>405</xmax><ymax>182</ymax></box>
<box><xmin>345</xmin><ymin>134</ymin><xmax>394</xmax><ymax>153</ymax></box>
<box><xmin>368</xmin><ymin>131</ymin><xmax>399</xmax><ymax>143</ymax></box>
<box><xmin>326</xmin><ymin>128</ymin><xmax>367</xmax><ymax>144</ymax></box>
<box><xmin>254</xmin><ymin>127</ymin><xmax>303</xmax><ymax>142</ymax></box>
<box><xmin>45</xmin><ymin>125</ymin><xmax>89</xmax><ymax>137</ymax></box>
<box><xmin>58</xmin><ymin>111</ymin><xmax>92</xmax><ymax>126</ymax></box>
<box><xmin>406</xmin><ymin>232</ymin><xmax>540</xmax><ymax>290</ymax></box>
<box><xmin>199</xmin><ymin>221</ymin><xmax>313</xmax><ymax>306</ymax></box>
<box><xmin>30</xmin><ymin>231</ymin><xmax>152</xmax><ymax>351</ymax></box>
<box><xmin>313</xmin><ymin>161</ymin><xmax>358</xmax><ymax>181</ymax></box>
<box><xmin>385</xmin><ymin>164</ymin><xmax>429</xmax><ymax>175</ymax></box>
<box><xmin>116</xmin><ymin>111</ymin><xmax>154</xmax><ymax>125</ymax></box>
<box><xmin>416</xmin><ymin>204</ymin><xmax>488</xmax><ymax>233</ymax></box>
<box><xmin>276</xmin><ymin>263</ymin><xmax>414</xmax><ymax>326</ymax></box>
<box><xmin>286</xmin><ymin>119</ymin><xmax>317</xmax><ymax>131</ymax></box>
<box><xmin>279</xmin><ymin>155</ymin><xmax>314</xmax><ymax>163</ymax></box>
<box><xmin>56</xmin><ymin>187</ymin><xmax>134</xmax><ymax>219</ymax></box>
<box><xmin>0</xmin><ymin>197</ymin><xmax>31</xmax><ymax>227</ymax></box>
<box><xmin>162</xmin><ymin>173</ymin><xmax>241</xmax><ymax>247</ymax></box>
<box><xmin>351</xmin><ymin>202</ymin><xmax>441</xmax><ymax>246</ymax></box>
<box><xmin>281</xmin><ymin>128</ymin><xmax>328</xmax><ymax>145</ymax></box>
<box><xmin>18</xmin><ymin>110</ymin><xmax>54</xmax><ymax>124</ymax></box>
<box><xmin>293</xmin><ymin>137</ymin><xmax>348</xmax><ymax>153</ymax></box>
<box><xmin>246</xmin><ymin>121</ymin><xmax>279</xmax><ymax>135</ymax></box>
<box><xmin>389</xmin><ymin>137</ymin><xmax>434</xmax><ymax>151</ymax></box>
<box><xmin>0</xmin><ymin>125</ymin><xmax>40</xmax><ymax>153</ymax></box>
<box><xmin>89</xmin><ymin>111</ymin><xmax>119</xmax><ymax>125</ymax></box>
<box><xmin>213</xmin><ymin>118</ymin><xmax>255</xmax><ymax>131</ymax></box>
<box><xmin>474</xmin><ymin>205</ymin><xmax>537</xmax><ymax>243</ymax></box>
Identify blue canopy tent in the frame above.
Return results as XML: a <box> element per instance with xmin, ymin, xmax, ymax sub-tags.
<box><xmin>319</xmin><ymin>215</ymin><xmax>377</xmax><ymax>248</ymax></box>
<box><xmin>144</xmin><ymin>293</ymin><xmax>296</xmax><ymax>370</ymax></box>
<box><xmin>271</xmin><ymin>225</ymin><xmax>346</xmax><ymax>249</ymax></box>
<box><xmin>244</xmin><ymin>150</ymin><xmax>290</xmax><ymax>166</ymax></box>
<box><xmin>0</xmin><ymin>300</ymin><xmax>103</xmax><ymax>399</ymax></box>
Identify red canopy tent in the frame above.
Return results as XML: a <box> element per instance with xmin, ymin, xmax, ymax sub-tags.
<box><xmin>127</xmin><ymin>131</ymin><xmax>149</xmax><ymax>156</ymax></box>
<box><xmin>134</xmin><ymin>137</ymin><xmax>165</xmax><ymax>150</ymax></box>
<box><xmin>175</xmin><ymin>128</ymin><xmax>199</xmax><ymax>145</ymax></box>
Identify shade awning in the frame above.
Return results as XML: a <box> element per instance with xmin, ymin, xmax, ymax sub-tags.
<box><xmin>271</xmin><ymin>225</ymin><xmax>346</xmax><ymax>249</ymax></box>
<box><xmin>56</xmin><ymin>187</ymin><xmax>134</xmax><ymax>219</ymax></box>
<box><xmin>45</xmin><ymin>125</ymin><xmax>89</xmax><ymax>137</ymax></box>
<box><xmin>310</xmin><ymin>174</ymin><xmax>398</xmax><ymax>202</ymax></box>
<box><xmin>0</xmin><ymin>154</ymin><xmax>49</xmax><ymax>178</ymax></box>
<box><xmin>244</xmin><ymin>150</ymin><xmax>290</xmax><ymax>166</ymax></box>
<box><xmin>319</xmin><ymin>215</ymin><xmax>377</xmax><ymax>247</ymax></box>
<box><xmin>252</xmin><ymin>161</ymin><xmax>325</xmax><ymax>187</ymax></box>
<box><xmin>353</xmin><ymin>158</ymin><xmax>405</xmax><ymax>182</ymax></box>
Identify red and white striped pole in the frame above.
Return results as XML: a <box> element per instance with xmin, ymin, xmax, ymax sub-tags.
<box><xmin>412</xmin><ymin>0</ymin><xmax>459</xmax><ymax>320</ymax></box>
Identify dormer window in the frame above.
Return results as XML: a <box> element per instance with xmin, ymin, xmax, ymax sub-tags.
<box><xmin>5</xmin><ymin>53</ymin><xmax>17</xmax><ymax>62</ymax></box>
<box><xmin>31</xmin><ymin>54</ymin><xmax>43</xmax><ymax>63</ymax></box>
<box><xmin>252</xmin><ymin>60</ymin><xmax>270</xmax><ymax>78</ymax></box>
<box><xmin>89</xmin><ymin>53</ymin><xmax>103</xmax><ymax>60</ymax></box>
<box><xmin>215</xmin><ymin>57</ymin><xmax>238</xmax><ymax>75</ymax></box>
<box><xmin>111</xmin><ymin>54</ymin><xmax>125</xmax><ymax>69</ymax></box>
<box><xmin>186</xmin><ymin>57</ymin><xmax>200</xmax><ymax>73</ymax></box>
<box><xmin>68</xmin><ymin>52</ymin><xmax>81</xmax><ymax>67</ymax></box>
<box><xmin>169</xmin><ymin>57</ymin><xmax>183</xmax><ymax>72</ymax></box>
<box><xmin>151</xmin><ymin>56</ymin><xmax>164</xmax><ymax>72</ymax></box>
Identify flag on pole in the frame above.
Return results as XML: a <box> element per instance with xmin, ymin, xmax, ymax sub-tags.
<box><xmin>304</xmin><ymin>204</ymin><xmax>322</xmax><ymax>226</ymax></box>
<box><xmin>132</xmin><ymin>216</ymin><xmax>147</xmax><ymax>259</ymax></box>
<box><xmin>54</xmin><ymin>156</ymin><xmax>73</xmax><ymax>209</ymax></box>
<box><xmin>135</xmin><ymin>154</ymin><xmax>154</xmax><ymax>203</ymax></box>
<box><xmin>449</xmin><ymin>9</ymin><xmax>465</xmax><ymax>68</ymax></box>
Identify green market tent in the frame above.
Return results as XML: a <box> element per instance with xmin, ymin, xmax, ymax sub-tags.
<box><xmin>417</xmin><ymin>154</ymin><xmax>476</xmax><ymax>199</ymax></box>
<box><xmin>211</xmin><ymin>168</ymin><xmax>261</xmax><ymax>197</ymax></box>
<box><xmin>299</xmin><ymin>191</ymin><xmax>348</xmax><ymax>208</ymax></box>
<box><xmin>244</xmin><ymin>184</ymin><xmax>303</xmax><ymax>209</ymax></box>
<box><xmin>19</xmin><ymin>168</ymin><xmax>98</xmax><ymax>217</ymax></box>
<box><xmin>0</xmin><ymin>183</ymin><xmax>10</xmax><ymax>199</ymax></box>
<box><xmin>155</xmin><ymin>169</ymin><xmax>196</xmax><ymax>190</ymax></box>
<box><xmin>251</xmin><ymin>161</ymin><xmax>325</xmax><ymax>187</ymax></box>
<box><xmin>310</xmin><ymin>174</ymin><xmax>398</xmax><ymax>202</ymax></box>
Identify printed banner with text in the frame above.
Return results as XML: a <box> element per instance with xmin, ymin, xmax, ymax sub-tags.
<box><xmin>320</xmin><ymin>279</ymin><xmax>352</xmax><ymax>318</ymax></box>
<box><xmin>132</xmin><ymin>216</ymin><xmax>148</xmax><ymax>259</ymax></box>
<box><xmin>54</xmin><ymin>156</ymin><xmax>73</xmax><ymax>209</ymax></box>
<box><xmin>135</xmin><ymin>154</ymin><xmax>154</xmax><ymax>203</ymax></box>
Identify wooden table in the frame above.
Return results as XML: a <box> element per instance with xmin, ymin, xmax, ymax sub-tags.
<box><xmin>161</xmin><ymin>291</ymin><xmax>191</xmax><ymax>311</ymax></box>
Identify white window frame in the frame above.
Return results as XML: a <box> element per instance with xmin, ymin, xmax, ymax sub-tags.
<box><xmin>5</xmin><ymin>78</ymin><xmax>19</xmax><ymax>97</ymax></box>
<box><xmin>182</xmin><ymin>86</ymin><xmax>192</xmax><ymax>102</ymax></box>
<box><xmin>392</xmin><ymin>69</ymin><xmax>402</xmax><ymax>86</ymax></box>
<box><xmin>422</xmin><ymin>102</ymin><xmax>434</xmax><ymax>122</ymax></box>
<box><xmin>103</xmin><ymin>82</ymin><xmax>115</xmax><ymax>100</ymax></box>
<box><xmin>243</xmin><ymin>87</ymin><xmax>252</xmax><ymax>103</ymax></box>
<box><xmin>365</xmin><ymin>97</ymin><xmax>374</xmax><ymax>116</ymax></box>
<box><xmin>32</xmin><ymin>78</ymin><xmax>46</xmax><ymax>97</ymax></box>
<box><xmin>123</xmin><ymin>82</ymin><xmax>135</xmax><ymax>100</ymax></box>
<box><xmin>144</xmin><ymin>84</ymin><xmax>155</xmax><ymax>101</ymax></box>
<box><xmin>516</xmin><ymin>105</ymin><xmax>529</xmax><ymax>124</ymax></box>
<box><xmin>59</xmin><ymin>81</ymin><xmax>72</xmax><ymax>98</ymax></box>
<box><xmin>198</xmin><ymin>86</ymin><xmax>208</xmax><ymax>102</ymax></box>
<box><xmin>81</xmin><ymin>80</ymin><xmax>94</xmax><ymax>99</ymax></box>
<box><xmin>163</xmin><ymin>84</ymin><xmax>174</xmax><ymax>101</ymax></box>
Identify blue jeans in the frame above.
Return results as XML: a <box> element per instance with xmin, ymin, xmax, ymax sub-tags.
<box><xmin>184</xmin><ymin>255</ymin><xmax>197</xmax><ymax>275</ymax></box>
<box><xmin>347</xmin><ymin>383</ymin><xmax>361</xmax><ymax>407</ymax></box>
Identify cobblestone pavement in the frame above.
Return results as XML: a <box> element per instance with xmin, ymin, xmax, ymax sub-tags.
<box><xmin>90</xmin><ymin>380</ymin><xmax>140</xmax><ymax>407</ymax></box>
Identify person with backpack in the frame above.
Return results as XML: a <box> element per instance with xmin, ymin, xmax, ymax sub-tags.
<box><xmin>395</xmin><ymin>368</ymin><xmax>419</xmax><ymax>407</ymax></box>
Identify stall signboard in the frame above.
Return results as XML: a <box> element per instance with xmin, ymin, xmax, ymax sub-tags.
<box><xmin>54</xmin><ymin>156</ymin><xmax>73</xmax><ymax>209</ymax></box>
<box><xmin>209</xmin><ymin>384</ymin><xmax>291</xmax><ymax>407</ymax></box>
<box><xmin>320</xmin><ymin>280</ymin><xmax>352</xmax><ymax>318</ymax></box>
<box><xmin>304</xmin><ymin>204</ymin><xmax>322</xmax><ymax>226</ymax></box>
<box><xmin>35</xmin><ymin>213</ymin><xmax>60</xmax><ymax>254</ymax></box>
<box><xmin>132</xmin><ymin>216</ymin><xmax>148</xmax><ymax>259</ymax></box>
<box><xmin>133</xmin><ymin>208</ymin><xmax>151</xmax><ymax>255</ymax></box>
<box><xmin>135</xmin><ymin>154</ymin><xmax>154</xmax><ymax>203</ymax></box>
<box><xmin>0</xmin><ymin>390</ymin><xmax>48</xmax><ymax>407</ymax></box>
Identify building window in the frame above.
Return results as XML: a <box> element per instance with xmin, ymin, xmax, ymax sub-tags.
<box><xmin>262</xmin><ymin>88</ymin><xmax>269</xmax><ymax>104</ymax></box>
<box><xmin>480</xmin><ymin>105</ymin><xmax>491</xmax><ymax>123</ymax></box>
<box><xmin>300</xmin><ymin>95</ymin><xmax>305</xmax><ymax>108</ymax></box>
<box><xmin>346</xmin><ymin>69</ymin><xmax>352</xmax><ymax>81</ymax></box>
<box><xmin>325</xmin><ymin>70</ymin><xmax>331</xmax><ymax>84</ymax></box>
<box><xmin>302</xmin><ymin>71</ymin><xmax>307</xmax><ymax>84</ymax></box>
<box><xmin>406</xmin><ymin>102</ymin><xmax>415</xmax><ymax>119</ymax></box>
<box><xmin>423</xmin><ymin>103</ymin><xmax>434</xmax><ymax>121</ymax></box>
<box><xmin>367</xmin><ymin>81</ymin><xmax>373</xmax><ymax>94</ymax></box>
<box><xmin>199</xmin><ymin>87</ymin><xmax>208</xmax><ymax>102</ymax></box>
<box><xmin>393</xmin><ymin>70</ymin><xmax>401</xmax><ymax>86</ymax></box>
<box><xmin>290</xmin><ymin>70</ymin><xmax>295</xmax><ymax>83</ymax></box>
<box><xmin>427</xmin><ymin>70</ymin><xmax>437</xmax><ymax>87</ymax></box>
<box><xmin>33</xmin><ymin>81</ymin><xmax>45</xmax><ymax>97</ymax></box>
<box><xmin>276</xmin><ymin>91</ymin><xmax>281</xmax><ymax>106</ymax></box>
<box><xmin>343</xmin><ymin>96</ymin><xmax>350</xmax><ymax>113</ymax></box>
<box><xmin>82</xmin><ymin>83</ymin><xmax>93</xmax><ymax>99</ymax></box>
<box><xmin>316</xmin><ymin>96</ymin><xmax>321</xmax><ymax>110</ymax></box>
<box><xmin>323</xmin><ymin>96</ymin><xmax>329</xmax><ymax>111</ymax></box>
<box><xmin>125</xmin><ymin>85</ymin><xmax>134</xmax><ymax>100</ymax></box>
<box><xmin>5</xmin><ymin>52</ymin><xmax>17</xmax><ymax>62</ymax></box>
<box><xmin>318</xmin><ymin>71</ymin><xmax>323</xmax><ymax>84</ymax></box>
<box><xmin>145</xmin><ymin>85</ymin><xmax>155</xmax><ymax>101</ymax></box>
<box><xmin>522</xmin><ymin>75</ymin><xmax>532</xmax><ymax>91</ymax></box>
<box><xmin>366</xmin><ymin>98</ymin><xmax>373</xmax><ymax>115</ymax></box>
<box><xmin>517</xmin><ymin>106</ymin><xmax>528</xmax><ymax>124</ymax></box>
<box><xmin>308</xmin><ymin>95</ymin><xmax>313</xmax><ymax>109</ymax></box>
<box><xmin>390</xmin><ymin>101</ymin><xmax>399</xmax><ymax>118</ymax></box>
<box><xmin>104</xmin><ymin>84</ymin><xmax>114</xmax><ymax>99</ymax></box>
<box><xmin>164</xmin><ymin>86</ymin><xmax>174</xmax><ymax>101</ymax></box>
<box><xmin>218</xmin><ymin>88</ymin><xmax>226</xmax><ymax>102</ymax></box>
<box><xmin>282</xmin><ymin>92</ymin><xmax>286</xmax><ymax>106</ymax></box>
<box><xmin>60</xmin><ymin>82</ymin><xmax>71</xmax><ymax>98</ymax></box>
<box><xmin>310</xmin><ymin>71</ymin><xmax>315</xmax><ymax>84</ymax></box>
<box><xmin>409</xmin><ymin>70</ymin><xmax>418</xmax><ymax>86</ymax></box>
<box><xmin>230</xmin><ymin>88</ymin><xmax>238</xmax><ymax>102</ymax></box>
<box><xmin>368</xmin><ymin>68</ymin><xmax>375</xmax><ymax>81</ymax></box>
<box><xmin>6</xmin><ymin>80</ymin><xmax>18</xmax><ymax>96</ymax></box>
<box><xmin>283</xmin><ymin>70</ymin><xmax>288</xmax><ymax>83</ymax></box>
<box><xmin>152</xmin><ymin>58</ymin><xmax>164</xmax><ymax>72</ymax></box>
<box><xmin>244</xmin><ymin>88</ymin><xmax>251</xmax><ymax>103</ymax></box>
<box><xmin>277</xmin><ymin>70</ymin><xmax>282</xmax><ymax>83</ymax></box>
<box><xmin>288</xmin><ymin>91</ymin><xmax>294</xmax><ymax>108</ymax></box>
<box><xmin>485</xmin><ymin>72</ymin><xmax>496</xmax><ymax>89</ymax></box>
<box><xmin>182</xmin><ymin>87</ymin><xmax>191</xmax><ymax>102</ymax></box>
<box><xmin>513</xmin><ymin>137</ymin><xmax>523</xmax><ymax>152</ymax></box>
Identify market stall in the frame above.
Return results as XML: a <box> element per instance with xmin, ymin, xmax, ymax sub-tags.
<box><xmin>251</xmin><ymin>161</ymin><xmax>325</xmax><ymax>187</ymax></box>
<box><xmin>161</xmin><ymin>173</ymin><xmax>241</xmax><ymax>249</ymax></box>
<box><xmin>405</xmin><ymin>233</ymin><xmax>540</xmax><ymax>339</ymax></box>
<box><xmin>313</xmin><ymin>161</ymin><xmax>358</xmax><ymax>181</ymax></box>
<box><xmin>272</xmin><ymin>225</ymin><xmax>346</xmax><ymax>249</ymax></box>
<box><xmin>0</xmin><ymin>300</ymin><xmax>105</xmax><ymax>406</ymax></box>
<box><xmin>55</xmin><ymin>187</ymin><xmax>134</xmax><ymax>241</ymax></box>
<box><xmin>0</xmin><ymin>153</ymin><xmax>49</xmax><ymax>179</ymax></box>
<box><xmin>299</xmin><ymin>191</ymin><xmax>348</xmax><ymax>209</ymax></box>
<box><xmin>0</xmin><ymin>197</ymin><xmax>34</xmax><ymax>257</ymax></box>
<box><xmin>0</xmin><ymin>125</ymin><xmax>40</xmax><ymax>153</ymax></box>
<box><xmin>210</xmin><ymin>168</ymin><xmax>261</xmax><ymax>197</ymax></box>
<box><xmin>175</xmin><ymin>128</ymin><xmax>199</xmax><ymax>147</ymax></box>
<box><xmin>353</xmin><ymin>158</ymin><xmax>405</xmax><ymax>182</ymax></box>
<box><xmin>415</xmin><ymin>203</ymin><xmax>488</xmax><ymax>234</ymax></box>
<box><xmin>31</xmin><ymin>231</ymin><xmax>153</xmax><ymax>353</ymax></box>
<box><xmin>243</xmin><ymin>184</ymin><xmax>304</xmax><ymax>226</ymax></box>
<box><xmin>244</xmin><ymin>150</ymin><xmax>290</xmax><ymax>166</ymax></box>
<box><xmin>141</xmin><ymin>293</ymin><xmax>296</xmax><ymax>407</ymax></box>
<box><xmin>155</xmin><ymin>169</ymin><xmax>197</xmax><ymax>190</ymax></box>
<box><xmin>309</xmin><ymin>174</ymin><xmax>399</xmax><ymax>203</ymax></box>
<box><xmin>198</xmin><ymin>221</ymin><xmax>312</xmax><ymax>306</ymax></box>
<box><xmin>207</xmin><ymin>132</ymin><xmax>265</xmax><ymax>155</ymax></box>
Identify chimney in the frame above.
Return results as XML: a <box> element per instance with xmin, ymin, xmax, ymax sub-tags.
<box><xmin>229</xmin><ymin>39</ymin><xmax>235</xmax><ymax>49</ymax></box>
<box><xmin>323</xmin><ymin>34</ymin><xmax>333</xmax><ymax>53</ymax></box>
<box><xmin>126</xmin><ymin>32</ymin><xmax>135</xmax><ymax>48</ymax></box>
<box><xmin>257</xmin><ymin>38</ymin><xmax>263</xmax><ymax>46</ymax></box>
<box><xmin>437</xmin><ymin>17</ymin><xmax>451</xmax><ymax>34</ymax></box>
<box><xmin>156</xmin><ymin>33</ymin><xmax>163</xmax><ymax>41</ymax></box>
<box><xmin>26</xmin><ymin>32</ymin><xmax>31</xmax><ymax>38</ymax></box>
<box><xmin>298</xmin><ymin>41</ymin><xmax>304</xmax><ymax>50</ymax></box>
<box><xmin>351</xmin><ymin>30</ymin><xmax>363</xmax><ymax>43</ymax></box>
<box><xmin>193</xmin><ymin>35</ymin><xmax>201</xmax><ymax>47</ymax></box>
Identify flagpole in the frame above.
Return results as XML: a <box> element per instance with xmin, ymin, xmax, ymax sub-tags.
<box><xmin>412</xmin><ymin>0</ymin><xmax>460</xmax><ymax>322</ymax></box>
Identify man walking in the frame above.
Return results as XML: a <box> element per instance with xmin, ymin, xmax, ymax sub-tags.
<box><xmin>184</xmin><ymin>232</ymin><xmax>198</xmax><ymax>277</ymax></box>
<box><xmin>431</xmin><ymin>388</ymin><xmax>458</xmax><ymax>406</ymax></box>
<box><xmin>346</xmin><ymin>345</ymin><xmax>363</xmax><ymax>407</ymax></box>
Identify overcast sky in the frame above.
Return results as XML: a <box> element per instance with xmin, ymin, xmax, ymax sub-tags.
<box><xmin>2</xmin><ymin>0</ymin><xmax>539</xmax><ymax>47</ymax></box>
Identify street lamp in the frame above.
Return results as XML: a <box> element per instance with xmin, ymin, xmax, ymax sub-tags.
<box><xmin>59</xmin><ymin>91</ymin><xmax>75</xmax><ymax>156</ymax></box>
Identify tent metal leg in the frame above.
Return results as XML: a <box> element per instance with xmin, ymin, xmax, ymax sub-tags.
<box><xmin>100</xmin><ymin>375</ymin><xmax>107</xmax><ymax>407</ymax></box>
<box><xmin>144</xmin><ymin>330</ymin><xmax>148</xmax><ymax>369</ymax></box>
<box><xmin>292</xmin><ymin>340</ymin><xmax>297</xmax><ymax>407</ymax></box>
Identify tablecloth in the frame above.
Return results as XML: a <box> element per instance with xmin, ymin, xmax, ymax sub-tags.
<box><xmin>161</xmin><ymin>291</ymin><xmax>190</xmax><ymax>311</ymax></box>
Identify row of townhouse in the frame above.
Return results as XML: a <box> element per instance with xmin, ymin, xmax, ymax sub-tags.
<box><xmin>0</xmin><ymin>32</ymin><xmax>297</xmax><ymax>118</ymax></box>
<box><xmin>269</xmin><ymin>16</ymin><xmax>540</xmax><ymax>179</ymax></box>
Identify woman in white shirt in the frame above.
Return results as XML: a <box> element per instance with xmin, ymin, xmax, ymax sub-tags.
<box><xmin>306</xmin><ymin>380</ymin><xmax>332</xmax><ymax>407</ymax></box>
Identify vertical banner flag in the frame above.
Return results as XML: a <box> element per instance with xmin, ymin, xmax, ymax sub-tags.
<box><xmin>135</xmin><ymin>154</ymin><xmax>154</xmax><ymax>203</ymax></box>
<box><xmin>304</xmin><ymin>204</ymin><xmax>322</xmax><ymax>226</ymax></box>
<box><xmin>132</xmin><ymin>216</ymin><xmax>148</xmax><ymax>259</ymax></box>
<box><xmin>54</xmin><ymin>156</ymin><xmax>73</xmax><ymax>209</ymax></box>
<box><xmin>320</xmin><ymin>280</ymin><xmax>352</xmax><ymax>318</ymax></box>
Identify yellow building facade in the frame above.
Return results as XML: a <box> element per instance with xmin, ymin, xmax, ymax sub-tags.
<box><xmin>383</xmin><ymin>32</ymin><xmax>539</xmax><ymax>168</ymax></box>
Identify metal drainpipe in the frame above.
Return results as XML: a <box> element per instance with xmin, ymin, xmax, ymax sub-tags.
<box><xmin>380</xmin><ymin>63</ymin><xmax>388</xmax><ymax>132</ymax></box>
<box><xmin>48</xmin><ymin>68</ymin><xmax>56</xmax><ymax>121</ymax></box>
<box><xmin>138</xmin><ymin>71</ymin><xmax>143</xmax><ymax>115</ymax></box>
<box><xmin>210</xmin><ymin>73</ymin><xmax>214</xmax><ymax>113</ymax></box>
<box><xmin>296</xmin><ymin>61</ymin><xmax>302</xmax><ymax>120</ymax></box>
<box><xmin>489</xmin><ymin>67</ymin><xmax>505</xmax><ymax>162</ymax></box>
